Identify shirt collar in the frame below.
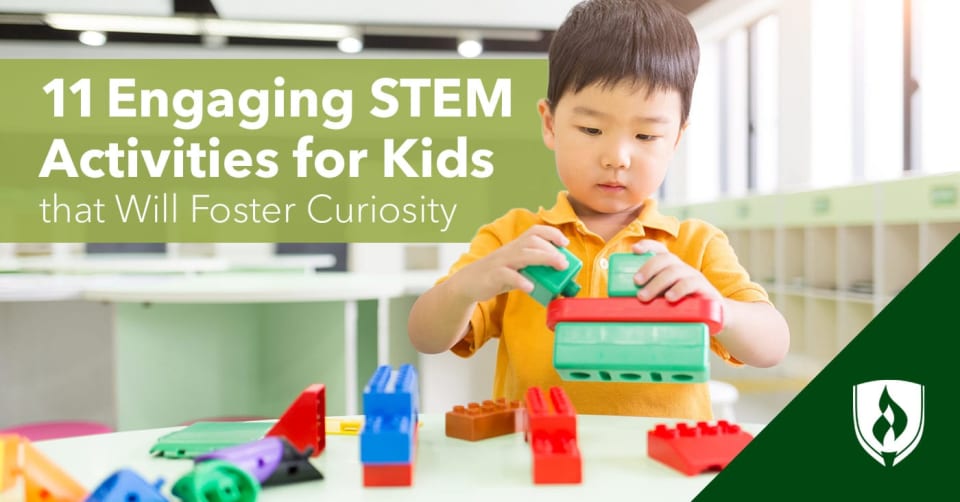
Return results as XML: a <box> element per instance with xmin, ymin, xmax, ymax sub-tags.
<box><xmin>537</xmin><ymin>191</ymin><xmax>679</xmax><ymax>237</ymax></box>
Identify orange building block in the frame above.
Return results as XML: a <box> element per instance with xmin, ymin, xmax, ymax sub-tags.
<box><xmin>22</xmin><ymin>441</ymin><xmax>87</xmax><ymax>502</ymax></box>
<box><xmin>1</xmin><ymin>435</ymin><xmax>20</xmax><ymax>494</ymax></box>
<box><xmin>445</xmin><ymin>398</ymin><xmax>522</xmax><ymax>441</ymax></box>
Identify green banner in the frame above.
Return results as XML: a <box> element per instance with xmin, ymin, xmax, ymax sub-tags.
<box><xmin>698</xmin><ymin>236</ymin><xmax>958</xmax><ymax>500</ymax></box>
<box><xmin>0</xmin><ymin>59</ymin><xmax>562</xmax><ymax>242</ymax></box>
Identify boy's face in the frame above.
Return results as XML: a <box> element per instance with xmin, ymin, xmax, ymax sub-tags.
<box><xmin>538</xmin><ymin>81</ymin><xmax>685</xmax><ymax>217</ymax></box>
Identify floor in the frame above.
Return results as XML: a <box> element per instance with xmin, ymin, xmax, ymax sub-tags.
<box><xmin>712</xmin><ymin>353</ymin><xmax>819</xmax><ymax>425</ymax></box>
<box><xmin>733</xmin><ymin>389</ymin><xmax>800</xmax><ymax>424</ymax></box>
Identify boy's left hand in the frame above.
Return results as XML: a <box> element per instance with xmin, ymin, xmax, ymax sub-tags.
<box><xmin>631</xmin><ymin>240</ymin><xmax>722</xmax><ymax>303</ymax></box>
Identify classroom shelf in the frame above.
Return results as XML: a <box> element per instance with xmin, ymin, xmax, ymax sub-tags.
<box><xmin>664</xmin><ymin>172</ymin><xmax>960</xmax><ymax>376</ymax></box>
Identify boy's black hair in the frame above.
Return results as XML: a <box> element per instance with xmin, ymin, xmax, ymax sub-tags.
<box><xmin>547</xmin><ymin>0</ymin><xmax>700</xmax><ymax>125</ymax></box>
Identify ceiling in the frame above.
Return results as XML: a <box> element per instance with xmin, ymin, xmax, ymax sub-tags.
<box><xmin>0</xmin><ymin>0</ymin><xmax>715</xmax><ymax>51</ymax></box>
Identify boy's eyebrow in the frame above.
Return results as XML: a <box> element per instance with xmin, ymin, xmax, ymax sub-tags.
<box><xmin>571</xmin><ymin>106</ymin><xmax>671</xmax><ymax>124</ymax></box>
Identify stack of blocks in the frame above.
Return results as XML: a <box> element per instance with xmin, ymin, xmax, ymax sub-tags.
<box><xmin>525</xmin><ymin>250</ymin><xmax>724</xmax><ymax>383</ymax></box>
<box><xmin>359</xmin><ymin>364</ymin><xmax>419</xmax><ymax>487</ymax></box>
<box><xmin>524</xmin><ymin>386</ymin><xmax>581</xmax><ymax>484</ymax></box>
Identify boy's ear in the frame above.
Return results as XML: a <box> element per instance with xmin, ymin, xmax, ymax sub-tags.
<box><xmin>537</xmin><ymin>98</ymin><xmax>556</xmax><ymax>150</ymax></box>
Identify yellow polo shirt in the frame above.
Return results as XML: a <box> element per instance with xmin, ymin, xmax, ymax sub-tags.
<box><xmin>440</xmin><ymin>192</ymin><xmax>769</xmax><ymax>419</ymax></box>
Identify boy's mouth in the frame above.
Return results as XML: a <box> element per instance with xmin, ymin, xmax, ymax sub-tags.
<box><xmin>597</xmin><ymin>182</ymin><xmax>626</xmax><ymax>192</ymax></box>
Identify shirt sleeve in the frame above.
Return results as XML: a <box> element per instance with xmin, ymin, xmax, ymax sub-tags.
<box><xmin>434</xmin><ymin>222</ymin><xmax>509</xmax><ymax>358</ymax></box>
<box><xmin>698</xmin><ymin>228</ymin><xmax>772</xmax><ymax>366</ymax></box>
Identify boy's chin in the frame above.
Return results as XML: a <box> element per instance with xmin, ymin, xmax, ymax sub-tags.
<box><xmin>581</xmin><ymin>201</ymin><xmax>645</xmax><ymax>216</ymax></box>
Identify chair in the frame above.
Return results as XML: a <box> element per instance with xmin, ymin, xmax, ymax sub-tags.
<box><xmin>0</xmin><ymin>420</ymin><xmax>114</xmax><ymax>441</ymax></box>
<box><xmin>708</xmin><ymin>380</ymin><xmax>740</xmax><ymax>422</ymax></box>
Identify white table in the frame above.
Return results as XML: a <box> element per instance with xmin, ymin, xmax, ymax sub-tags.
<box><xmin>0</xmin><ymin>269</ymin><xmax>442</xmax><ymax>423</ymax></box>
<box><xmin>80</xmin><ymin>272</ymin><xmax>433</xmax><ymax>416</ymax></box>
<box><xmin>29</xmin><ymin>414</ymin><xmax>764</xmax><ymax>501</ymax></box>
<box><xmin>7</xmin><ymin>254</ymin><xmax>340</xmax><ymax>275</ymax></box>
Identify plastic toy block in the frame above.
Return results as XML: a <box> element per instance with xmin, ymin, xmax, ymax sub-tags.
<box><xmin>553</xmin><ymin>322</ymin><xmax>709</xmax><ymax>383</ymax></box>
<box><xmin>647</xmin><ymin>421</ymin><xmax>754</xmax><ymax>476</ymax></box>
<box><xmin>524</xmin><ymin>387</ymin><xmax>581</xmax><ymax>485</ymax></box>
<box><xmin>519</xmin><ymin>246</ymin><xmax>583</xmax><ymax>306</ymax></box>
<box><xmin>362</xmin><ymin>463</ymin><xmax>413</xmax><ymax>488</ymax></box>
<box><xmin>152</xmin><ymin>382</ymin><xmax>325</xmax><ymax>459</ymax></box>
<box><xmin>445</xmin><ymin>398</ymin><xmax>522</xmax><ymax>441</ymax></box>
<box><xmin>524</xmin><ymin>387</ymin><xmax>577</xmax><ymax>442</ymax></box>
<box><xmin>85</xmin><ymin>469</ymin><xmax>166</xmax><ymax>502</ymax></box>
<box><xmin>360</xmin><ymin>414</ymin><xmax>416</xmax><ymax>464</ymax></box>
<box><xmin>546</xmin><ymin>295</ymin><xmax>724</xmax><ymax>335</ymax></box>
<box><xmin>326</xmin><ymin>418</ymin><xmax>363</xmax><ymax>435</ymax></box>
<box><xmin>0</xmin><ymin>435</ymin><xmax>16</xmax><ymax>494</ymax></box>
<box><xmin>531</xmin><ymin>435</ymin><xmax>582</xmax><ymax>484</ymax></box>
<box><xmin>172</xmin><ymin>460</ymin><xmax>260</xmax><ymax>502</ymax></box>
<box><xmin>363</xmin><ymin>364</ymin><xmax>419</xmax><ymax>418</ymax></box>
<box><xmin>607</xmin><ymin>252</ymin><xmax>655</xmax><ymax>297</ymax></box>
<box><xmin>196</xmin><ymin>437</ymin><xmax>323</xmax><ymax>486</ymax></box>
<box><xmin>20</xmin><ymin>439</ymin><xmax>88</xmax><ymax>502</ymax></box>
<box><xmin>265</xmin><ymin>383</ymin><xmax>326</xmax><ymax>458</ymax></box>
<box><xmin>150</xmin><ymin>422</ymin><xmax>271</xmax><ymax>459</ymax></box>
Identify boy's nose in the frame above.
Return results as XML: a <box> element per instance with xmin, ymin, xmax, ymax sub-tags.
<box><xmin>601</xmin><ymin>141</ymin><xmax>631</xmax><ymax>170</ymax></box>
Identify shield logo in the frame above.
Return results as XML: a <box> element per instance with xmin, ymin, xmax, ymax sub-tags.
<box><xmin>853</xmin><ymin>380</ymin><xmax>924</xmax><ymax>467</ymax></box>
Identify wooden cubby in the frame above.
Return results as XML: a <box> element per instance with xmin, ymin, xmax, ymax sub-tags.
<box><xmin>667</xmin><ymin>172</ymin><xmax>960</xmax><ymax>378</ymax></box>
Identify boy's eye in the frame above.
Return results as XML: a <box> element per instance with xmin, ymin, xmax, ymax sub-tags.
<box><xmin>579</xmin><ymin>127</ymin><xmax>601</xmax><ymax>135</ymax></box>
<box><xmin>636</xmin><ymin>134</ymin><xmax>656</xmax><ymax>141</ymax></box>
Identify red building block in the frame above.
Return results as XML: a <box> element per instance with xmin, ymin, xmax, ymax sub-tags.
<box><xmin>531</xmin><ymin>434</ymin><xmax>582</xmax><ymax>484</ymax></box>
<box><xmin>647</xmin><ymin>421</ymin><xmax>753</xmax><ymax>476</ymax></box>
<box><xmin>546</xmin><ymin>296</ymin><xmax>724</xmax><ymax>335</ymax></box>
<box><xmin>362</xmin><ymin>463</ymin><xmax>413</xmax><ymax>487</ymax></box>
<box><xmin>266</xmin><ymin>384</ymin><xmax>325</xmax><ymax>458</ymax></box>
<box><xmin>446</xmin><ymin>398</ymin><xmax>522</xmax><ymax>441</ymax></box>
<box><xmin>525</xmin><ymin>387</ymin><xmax>577</xmax><ymax>442</ymax></box>
<box><xmin>525</xmin><ymin>387</ymin><xmax>581</xmax><ymax>484</ymax></box>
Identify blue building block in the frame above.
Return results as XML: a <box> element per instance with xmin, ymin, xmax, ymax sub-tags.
<box><xmin>85</xmin><ymin>469</ymin><xmax>167</xmax><ymax>502</ymax></box>
<box><xmin>360</xmin><ymin>414</ymin><xmax>417</xmax><ymax>464</ymax></box>
<box><xmin>362</xmin><ymin>364</ymin><xmax>419</xmax><ymax>418</ymax></box>
<box><xmin>361</xmin><ymin>364</ymin><xmax>420</xmax><ymax>465</ymax></box>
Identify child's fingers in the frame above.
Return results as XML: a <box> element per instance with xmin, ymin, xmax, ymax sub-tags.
<box><xmin>526</xmin><ymin>224</ymin><xmax>570</xmax><ymax>247</ymax></box>
<box><xmin>663</xmin><ymin>277</ymin><xmax>701</xmax><ymax>302</ymax></box>
<box><xmin>511</xmin><ymin>273</ymin><xmax>535</xmax><ymax>293</ymax></box>
<box><xmin>632</xmin><ymin>239</ymin><xmax>668</xmax><ymax>255</ymax></box>
<box><xmin>633</xmin><ymin>252</ymin><xmax>675</xmax><ymax>286</ymax></box>
<box><xmin>509</xmin><ymin>247</ymin><xmax>569</xmax><ymax>271</ymax></box>
<box><xmin>637</xmin><ymin>264</ymin><xmax>686</xmax><ymax>301</ymax></box>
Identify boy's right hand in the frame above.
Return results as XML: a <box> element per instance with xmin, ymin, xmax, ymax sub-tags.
<box><xmin>450</xmin><ymin>225</ymin><xmax>571</xmax><ymax>302</ymax></box>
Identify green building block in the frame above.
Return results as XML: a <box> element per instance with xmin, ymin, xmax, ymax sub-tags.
<box><xmin>172</xmin><ymin>460</ymin><xmax>260</xmax><ymax>502</ymax></box>
<box><xmin>607</xmin><ymin>252</ymin><xmax>655</xmax><ymax>297</ymax></box>
<box><xmin>519</xmin><ymin>246</ymin><xmax>583</xmax><ymax>306</ymax></box>
<box><xmin>150</xmin><ymin>422</ymin><xmax>272</xmax><ymax>459</ymax></box>
<box><xmin>553</xmin><ymin>322</ymin><xmax>709</xmax><ymax>383</ymax></box>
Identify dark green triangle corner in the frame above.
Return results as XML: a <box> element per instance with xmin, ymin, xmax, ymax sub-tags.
<box><xmin>696</xmin><ymin>234</ymin><xmax>960</xmax><ymax>501</ymax></box>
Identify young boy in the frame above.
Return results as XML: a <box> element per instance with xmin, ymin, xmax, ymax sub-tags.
<box><xmin>407</xmin><ymin>0</ymin><xmax>790</xmax><ymax>419</ymax></box>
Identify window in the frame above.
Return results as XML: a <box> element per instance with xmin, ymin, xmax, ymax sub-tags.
<box><xmin>750</xmin><ymin>14</ymin><xmax>779</xmax><ymax>193</ymax></box>
<box><xmin>913</xmin><ymin>0</ymin><xmax>960</xmax><ymax>173</ymax></box>
<box><xmin>853</xmin><ymin>0</ymin><xmax>903</xmax><ymax>181</ymax></box>
<box><xmin>723</xmin><ymin>28</ymin><xmax>749</xmax><ymax>197</ymax></box>
<box><xmin>684</xmin><ymin>40</ymin><xmax>722</xmax><ymax>202</ymax></box>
